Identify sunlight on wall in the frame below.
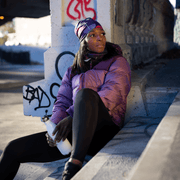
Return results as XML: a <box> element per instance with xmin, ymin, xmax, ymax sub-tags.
<box><xmin>6</xmin><ymin>16</ymin><xmax>51</xmax><ymax>47</ymax></box>
<box><xmin>169</xmin><ymin>0</ymin><xmax>176</xmax><ymax>8</ymax></box>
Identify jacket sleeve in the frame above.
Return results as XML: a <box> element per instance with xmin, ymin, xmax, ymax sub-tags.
<box><xmin>50</xmin><ymin>67</ymin><xmax>73</xmax><ymax>124</ymax></box>
<box><xmin>98</xmin><ymin>56</ymin><xmax>131</xmax><ymax>116</ymax></box>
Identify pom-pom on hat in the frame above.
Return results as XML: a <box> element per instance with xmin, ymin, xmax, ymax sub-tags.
<box><xmin>74</xmin><ymin>18</ymin><xmax>103</xmax><ymax>42</ymax></box>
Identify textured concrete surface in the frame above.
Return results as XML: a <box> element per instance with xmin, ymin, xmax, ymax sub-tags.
<box><xmin>146</xmin><ymin>59</ymin><xmax>180</xmax><ymax>87</ymax></box>
<box><xmin>0</xmin><ymin>65</ymin><xmax>45</xmax><ymax>151</ymax></box>
<box><xmin>128</xmin><ymin>91</ymin><xmax>180</xmax><ymax>180</ymax></box>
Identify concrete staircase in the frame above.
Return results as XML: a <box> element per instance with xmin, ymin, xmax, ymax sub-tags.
<box><xmin>18</xmin><ymin>86</ymin><xmax>179</xmax><ymax>180</ymax></box>
<box><xmin>12</xmin><ymin>61</ymin><xmax>180</xmax><ymax>180</ymax></box>
<box><xmin>71</xmin><ymin>87</ymin><xmax>179</xmax><ymax>180</ymax></box>
<box><xmin>128</xmin><ymin>90</ymin><xmax>180</xmax><ymax>180</ymax></box>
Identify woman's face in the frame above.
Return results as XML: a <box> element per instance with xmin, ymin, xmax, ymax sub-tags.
<box><xmin>85</xmin><ymin>28</ymin><xmax>106</xmax><ymax>53</ymax></box>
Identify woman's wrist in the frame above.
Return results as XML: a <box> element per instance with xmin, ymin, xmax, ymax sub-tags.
<box><xmin>67</xmin><ymin>115</ymin><xmax>73</xmax><ymax>121</ymax></box>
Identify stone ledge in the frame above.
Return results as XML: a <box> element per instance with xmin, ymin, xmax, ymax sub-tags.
<box><xmin>131</xmin><ymin>68</ymin><xmax>154</xmax><ymax>91</ymax></box>
<box><xmin>125</xmin><ymin>67</ymin><xmax>155</xmax><ymax>123</ymax></box>
<box><xmin>128</xmin><ymin>91</ymin><xmax>180</xmax><ymax>180</ymax></box>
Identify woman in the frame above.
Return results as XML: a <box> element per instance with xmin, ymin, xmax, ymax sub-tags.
<box><xmin>0</xmin><ymin>18</ymin><xmax>131</xmax><ymax>180</ymax></box>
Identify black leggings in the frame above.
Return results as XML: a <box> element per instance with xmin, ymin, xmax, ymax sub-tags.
<box><xmin>0</xmin><ymin>88</ymin><xmax>120</xmax><ymax>180</ymax></box>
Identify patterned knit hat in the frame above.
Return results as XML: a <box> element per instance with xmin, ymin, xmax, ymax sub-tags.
<box><xmin>74</xmin><ymin>18</ymin><xmax>103</xmax><ymax>42</ymax></box>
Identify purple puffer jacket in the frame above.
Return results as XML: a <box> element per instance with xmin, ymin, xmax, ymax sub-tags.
<box><xmin>51</xmin><ymin>45</ymin><xmax>131</xmax><ymax>127</ymax></box>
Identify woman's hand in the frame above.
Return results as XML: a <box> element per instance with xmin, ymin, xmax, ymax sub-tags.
<box><xmin>45</xmin><ymin>132</ymin><xmax>56</xmax><ymax>147</ymax></box>
<box><xmin>52</xmin><ymin>116</ymin><xmax>72</xmax><ymax>143</ymax></box>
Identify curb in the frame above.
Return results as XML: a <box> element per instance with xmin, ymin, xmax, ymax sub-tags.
<box><xmin>0</xmin><ymin>70</ymin><xmax>44</xmax><ymax>76</ymax></box>
<box><xmin>0</xmin><ymin>70</ymin><xmax>44</xmax><ymax>90</ymax></box>
<box><xmin>0</xmin><ymin>80</ymin><xmax>29</xmax><ymax>89</ymax></box>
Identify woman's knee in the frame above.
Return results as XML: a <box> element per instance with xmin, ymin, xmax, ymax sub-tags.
<box><xmin>3</xmin><ymin>138</ymin><xmax>23</xmax><ymax>157</ymax></box>
<box><xmin>76</xmin><ymin>88</ymin><xmax>99</xmax><ymax>102</ymax></box>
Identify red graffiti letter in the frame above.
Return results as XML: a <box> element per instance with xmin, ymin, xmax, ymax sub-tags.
<box><xmin>84</xmin><ymin>0</ymin><xmax>96</xmax><ymax>20</ymax></box>
<box><xmin>66</xmin><ymin>0</ymin><xmax>96</xmax><ymax>20</ymax></box>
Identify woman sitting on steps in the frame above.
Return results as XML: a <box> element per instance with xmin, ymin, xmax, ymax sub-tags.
<box><xmin>0</xmin><ymin>17</ymin><xmax>131</xmax><ymax>180</ymax></box>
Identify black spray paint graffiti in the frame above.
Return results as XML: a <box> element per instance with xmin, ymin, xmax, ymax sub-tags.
<box><xmin>23</xmin><ymin>85</ymin><xmax>51</xmax><ymax>110</ymax></box>
<box><xmin>50</xmin><ymin>51</ymin><xmax>75</xmax><ymax>103</ymax></box>
<box><xmin>23</xmin><ymin>51</ymin><xmax>75</xmax><ymax>116</ymax></box>
<box><xmin>55</xmin><ymin>51</ymin><xmax>75</xmax><ymax>80</ymax></box>
<box><xmin>50</xmin><ymin>83</ymin><xmax>60</xmax><ymax>104</ymax></box>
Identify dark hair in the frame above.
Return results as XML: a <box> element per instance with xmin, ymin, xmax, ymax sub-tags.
<box><xmin>71</xmin><ymin>41</ymin><xmax>121</xmax><ymax>76</ymax></box>
<box><xmin>71</xmin><ymin>40</ymin><xmax>89</xmax><ymax>75</ymax></box>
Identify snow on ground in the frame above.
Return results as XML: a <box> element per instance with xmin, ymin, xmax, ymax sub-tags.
<box><xmin>0</xmin><ymin>45</ymin><xmax>49</xmax><ymax>64</ymax></box>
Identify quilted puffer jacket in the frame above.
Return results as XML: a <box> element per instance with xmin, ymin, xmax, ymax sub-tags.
<box><xmin>51</xmin><ymin>44</ymin><xmax>131</xmax><ymax>127</ymax></box>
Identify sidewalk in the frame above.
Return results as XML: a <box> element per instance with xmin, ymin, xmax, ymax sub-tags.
<box><xmin>0</xmin><ymin>64</ymin><xmax>44</xmax><ymax>90</ymax></box>
<box><xmin>0</xmin><ymin>63</ymin><xmax>46</xmax><ymax>180</ymax></box>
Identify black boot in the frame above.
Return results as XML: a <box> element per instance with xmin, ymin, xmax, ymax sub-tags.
<box><xmin>62</xmin><ymin>161</ymin><xmax>81</xmax><ymax>180</ymax></box>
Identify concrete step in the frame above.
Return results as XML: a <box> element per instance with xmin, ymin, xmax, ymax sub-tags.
<box><xmin>70</xmin><ymin>88</ymin><xmax>179</xmax><ymax>179</ymax></box>
<box><xmin>128</xmin><ymin>91</ymin><xmax>180</xmax><ymax>180</ymax></box>
<box><xmin>20</xmin><ymin>158</ymin><xmax>68</xmax><ymax>180</ymax></box>
<box><xmin>44</xmin><ymin>156</ymin><xmax>92</xmax><ymax>180</ymax></box>
<box><xmin>19</xmin><ymin>156</ymin><xmax>92</xmax><ymax>180</ymax></box>
<box><xmin>144</xmin><ymin>87</ymin><xmax>179</xmax><ymax>103</ymax></box>
<box><xmin>143</xmin><ymin>87</ymin><xmax>179</xmax><ymax>118</ymax></box>
<box><xmin>14</xmin><ymin>162</ymin><xmax>45</xmax><ymax>180</ymax></box>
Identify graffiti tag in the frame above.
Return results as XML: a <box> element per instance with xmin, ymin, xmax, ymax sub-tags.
<box><xmin>23</xmin><ymin>85</ymin><xmax>51</xmax><ymax>111</ymax></box>
<box><xmin>50</xmin><ymin>83</ymin><xmax>60</xmax><ymax>103</ymax></box>
<box><xmin>55</xmin><ymin>51</ymin><xmax>75</xmax><ymax>80</ymax></box>
<box><xmin>67</xmin><ymin>0</ymin><xmax>96</xmax><ymax>20</ymax></box>
<box><xmin>23</xmin><ymin>51</ymin><xmax>75</xmax><ymax>117</ymax></box>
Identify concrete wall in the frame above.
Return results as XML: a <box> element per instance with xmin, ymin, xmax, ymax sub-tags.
<box><xmin>176</xmin><ymin>0</ymin><xmax>180</xmax><ymax>8</ymax></box>
<box><xmin>174</xmin><ymin>9</ymin><xmax>180</xmax><ymax>45</ymax></box>
<box><xmin>110</xmin><ymin>0</ymin><xmax>175</xmax><ymax>68</ymax></box>
<box><xmin>23</xmin><ymin>0</ymin><xmax>175</xmax><ymax>119</ymax></box>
